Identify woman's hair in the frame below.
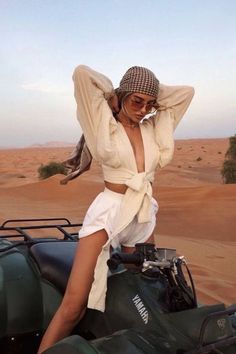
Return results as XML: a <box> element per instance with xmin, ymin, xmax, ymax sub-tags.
<box><xmin>115</xmin><ymin>88</ymin><xmax>131</xmax><ymax>111</ymax></box>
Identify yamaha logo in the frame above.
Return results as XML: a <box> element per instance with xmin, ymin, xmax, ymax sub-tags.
<box><xmin>217</xmin><ymin>318</ymin><xmax>226</xmax><ymax>330</ymax></box>
<box><xmin>132</xmin><ymin>294</ymin><xmax>149</xmax><ymax>324</ymax></box>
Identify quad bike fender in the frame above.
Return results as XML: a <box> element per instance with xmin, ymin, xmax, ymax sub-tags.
<box><xmin>0</xmin><ymin>240</ymin><xmax>43</xmax><ymax>337</ymax></box>
<box><xmin>43</xmin><ymin>335</ymin><xmax>99</xmax><ymax>354</ymax></box>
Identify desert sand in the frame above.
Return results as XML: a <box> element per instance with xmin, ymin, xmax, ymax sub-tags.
<box><xmin>0</xmin><ymin>138</ymin><xmax>235</xmax><ymax>306</ymax></box>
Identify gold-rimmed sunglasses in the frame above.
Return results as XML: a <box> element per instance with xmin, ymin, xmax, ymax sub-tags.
<box><xmin>129</xmin><ymin>96</ymin><xmax>159</xmax><ymax>114</ymax></box>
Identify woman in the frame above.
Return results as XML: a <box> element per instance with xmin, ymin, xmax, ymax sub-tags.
<box><xmin>38</xmin><ymin>65</ymin><xmax>194</xmax><ymax>353</ymax></box>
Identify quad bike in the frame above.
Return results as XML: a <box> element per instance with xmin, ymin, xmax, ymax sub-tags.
<box><xmin>0</xmin><ymin>218</ymin><xmax>235</xmax><ymax>354</ymax></box>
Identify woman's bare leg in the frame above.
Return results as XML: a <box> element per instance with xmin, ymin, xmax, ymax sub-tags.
<box><xmin>37</xmin><ymin>229</ymin><xmax>108</xmax><ymax>354</ymax></box>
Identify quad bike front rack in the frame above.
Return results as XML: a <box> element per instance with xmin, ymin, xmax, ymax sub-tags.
<box><xmin>0</xmin><ymin>217</ymin><xmax>82</xmax><ymax>253</ymax></box>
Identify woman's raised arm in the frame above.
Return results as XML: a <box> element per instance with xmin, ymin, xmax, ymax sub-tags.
<box><xmin>152</xmin><ymin>84</ymin><xmax>194</xmax><ymax>168</ymax></box>
<box><xmin>157</xmin><ymin>84</ymin><xmax>195</xmax><ymax>130</ymax></box>
<box><xmin>72</xmin><ymin>65</ymin><xmax>115</xmax><ymax>158</ymax></box>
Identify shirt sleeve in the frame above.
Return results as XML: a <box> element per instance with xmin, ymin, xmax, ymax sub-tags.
<box><xmin>157</xmin><ymin>84</ymin><xmax>195</xmax><ymax>130</ymax></box>
<box><xmin>72</xmin><ymin>65</ymin><xmax>115</xmax><ymax>159</ymax></box>
<box><xmin>152</xmin><ymin>84</ymin><xmax>195</xmax><ymax>168</ymax></box>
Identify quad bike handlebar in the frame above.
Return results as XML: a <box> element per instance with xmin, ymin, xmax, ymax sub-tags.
<box><xmin>107</xmin><ymin>243</ymin><xmax>177</xmax><ymax>271</ymax></box>
<box><xmin>107</xmin><ymin>251</ymin><xmax>144</xmax><ymax>270</ymax></box>
<box><xmin>107</xmin><ymin>243</ymin><xmax>198</xmax><ymax>309</ymax></box>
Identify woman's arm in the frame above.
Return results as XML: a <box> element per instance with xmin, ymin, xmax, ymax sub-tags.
<box><xmin>157</xmin><ymin>84</ymin><xmax>195</xmax><ymax>130</ymax></box>
<box><xmin>72</xmin><ymin>65</ymin><xmax>115</xmax><ymax>157</ymax></box>
<box><xmin>152</xmin><ymin>84</ymin><xmax>194</xmax><ymax>168</ymax></box>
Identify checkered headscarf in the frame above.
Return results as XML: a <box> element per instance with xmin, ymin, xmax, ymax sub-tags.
<box><xmin>118</xmin><ymin>66</ymin><xmax>159</xmax><ymax>97</ymax></box>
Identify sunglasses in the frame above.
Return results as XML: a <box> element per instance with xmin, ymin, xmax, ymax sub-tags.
<box><xmin>129</xmin><ymin>96</ymin><xmax>158</xmax><ymax>114</ymax></box>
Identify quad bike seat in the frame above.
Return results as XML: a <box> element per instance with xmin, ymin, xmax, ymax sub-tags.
<box><xmin>30</xmin><ymin>241</ymin><xmax>77</xmax><ymax>293</ymax></box>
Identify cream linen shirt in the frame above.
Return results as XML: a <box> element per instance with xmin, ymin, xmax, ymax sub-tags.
<box><xmin>73</xmin><ymin>65</ymin><xmax>194</xmax><ymax>311</ymax></box>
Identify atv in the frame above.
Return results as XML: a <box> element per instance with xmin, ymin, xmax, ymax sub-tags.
<box><xmin>0</xmin><ymin>218</ymin><xmax>235</xmax><ymax>354</ymax></box>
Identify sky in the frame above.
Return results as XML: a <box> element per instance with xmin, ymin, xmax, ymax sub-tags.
<box><xmin>0</xmin><ymin>0</ymin><xmax>235</xmax><ymax>147</ymax></box>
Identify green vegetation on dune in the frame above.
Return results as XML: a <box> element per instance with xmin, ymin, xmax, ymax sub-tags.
<box><xmin>38</xmin><ymin>161</ymin><xmax>67</xmax><ymax>180</ymax></box>
<box><xmin>221</xmin><ymin>134</ymin><xmax>236</xmax><ymax>184</ymax></box>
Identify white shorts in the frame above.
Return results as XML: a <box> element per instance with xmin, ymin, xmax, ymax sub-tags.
<box><xmin>79</xmin><ymin>188</ymin><xmax>158</xmax><ymax>248</ymax></box>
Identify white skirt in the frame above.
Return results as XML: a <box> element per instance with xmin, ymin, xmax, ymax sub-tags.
<box><xmin>79</xmin><ymin>188</ymin><xmax>158</xmax><ymax>248</ymax></box>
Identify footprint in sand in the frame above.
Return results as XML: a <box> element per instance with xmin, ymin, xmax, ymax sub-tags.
<box><xmin>206</xmin><ymin>255</ymin><xmax>224</xmax><ymax>259</ymax></box>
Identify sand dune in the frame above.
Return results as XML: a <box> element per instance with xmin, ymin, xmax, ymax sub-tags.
<box><xmin>0</xmin><ymin>138</ymin><xmax>235</xmax><ymax>306</ymax></box>
<box><xmin>0</xmin><ymin>138</ymin><xmax>228</xmax><ymax>188</ymax></box>
<box><xmin>156</xmin><ymin>184</ymin><xmax>236</xmax><ymax>241</ymax></box>
<box><xmin>157</xmin><ymin>235</ymin><xmax>236</xmax><ymax>305</ymax></box>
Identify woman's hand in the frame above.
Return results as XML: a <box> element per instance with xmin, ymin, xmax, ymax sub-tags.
<box><xmin>107</xmin><ymin>93</ymin><xmax>120</xmax><ymax>114</ymax></box>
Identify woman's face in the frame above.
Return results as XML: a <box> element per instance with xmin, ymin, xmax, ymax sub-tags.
<box><xmin>121</xmin><ymin>93</ymin><xmax>157</xmax><ymax>123</ymax></box>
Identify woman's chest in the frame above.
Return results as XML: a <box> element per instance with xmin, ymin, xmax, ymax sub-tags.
<box><xmin>123</xmin><ymin>127</ymin><xmax>145</xmax><ymax>173</ymax></box>
<box><xmin>114</xmin><ymin>123</ymin><xmax>160</xmax><ymax>172</ymax></box>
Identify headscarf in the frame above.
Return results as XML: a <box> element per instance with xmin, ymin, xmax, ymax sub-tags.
<box><xmin>118</xmin><ymin>66</ymin><xmax>159</xmax><ymax>97</ymax></box>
